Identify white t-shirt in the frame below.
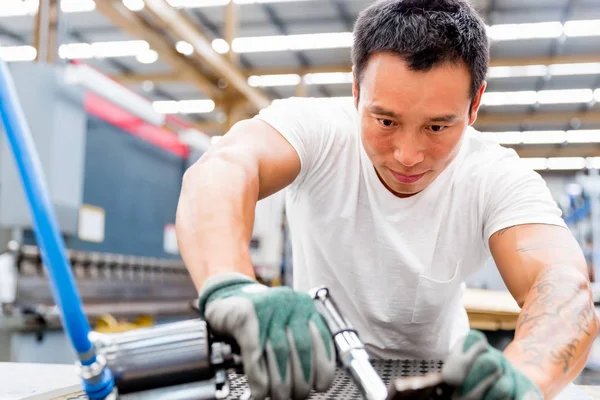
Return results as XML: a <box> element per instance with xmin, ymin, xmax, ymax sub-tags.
<box><xmin>255</xmin><ymin>97</ymin><xmax>566</xmax><ymax>360</ymax></box>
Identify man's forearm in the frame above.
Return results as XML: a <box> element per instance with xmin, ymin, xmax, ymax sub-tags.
<box><xmin>176</xmin><ymin>153</ymin><xmax>259</xmax><ymax>290</ymax></box>
<box><xmin>503</xmin><ymin>265</ymin><xmax>599</xmax><ymax>398</ymax></box>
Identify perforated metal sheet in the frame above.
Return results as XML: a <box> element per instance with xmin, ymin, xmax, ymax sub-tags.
<box><xmin>57</xmin><ymin>360</ymin><xmax>443</xmax><ymax>400</ymax></box>
<box><xmin>226</xmin><ymin>359</ymin><xmax>444</xmax><ymax>399</ymax></box>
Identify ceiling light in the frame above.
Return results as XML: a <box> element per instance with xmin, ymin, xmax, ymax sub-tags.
<box><xmin>178</xmin><ymin>100</ymin><xmax>215</xmax><ymax>114</ymax></box>
<box><xmin>548</xmin><ymin>63</ymin><xmax>600</xmax><ymax>76</ymax></box>
<box><xmin>231</xmin><ymin>32</ymin><xmax>353</xmax><ymax>53</ymax></box>
<box><xmin>547</xmin><ymin>157</ymin><xmax>586</xmax><ymax>170</ymax></box>
<box><xmin>153</xmin><ymin>100</ymin><xmax>215</xmax><ymax>114</ymax></box>
<box><xmin>176</xmin><ymin>41</ymin><xmax>194</xmax><ymax>56</ymax></box>
<box><xmin>486</xmin><ymin>131</ymin><xmax>523</xmax><ymax>145</ymax></box>
<box><xmin>481</xmin><ymin>91</ymin><xmax>537</xmax><ymax>106</ymax></box>
<box><xmin>136</xmin><ymin>49</ymin><xmax>159</xmax><ymax>64</ymax></box>
<box><xmin>94</xmin><ymin>40</ymin><xmax>149</xmax><ymax>58</ymax></box>
<box><xmin>248</xmin><ymin>74</ymin><xmax>301</xmax><ymax>87</ymax></box>
<box><xmin>487</xmin><ymin>21</ymin><xmax>563</xmax><ymax>41</ymax></box>
<box><xmin>167</xmin><ymin>0</ymin><xmax>229</xmax><ymax>6</ymax></box>
<box><xmin>520</xmin><ymin>158</ymin><xmax>547</xmax><ymax>170</ymax></box>
<box><xmin>486</xmin><ymin>65</ymin><xmax>547</xmax><ymax>79</ymax></box>
<box><xmin>236</xmin><ymin>0</ymin><xmax>313</xmax><ymax>3</ymax></box>
<box><xmin>521</xmin><ymin>130</ymin><xmax>566</xmax><ymax>144</ymax></box>
<box><xmin>564</xmin><ymin>19</ymin><xmax>600</xmax><ymax>37</ymax></box>
<box><xmin>537</xmin><ymin>89</ymin><xmax>594</xmax><ymax>104</ymax></box>
<box><xmin>0</xmin><ymin>0</ymin><xmax>37</xmax><ymax>17</ymax></box>
<box><xmin>566</xmin><ymin>130</ymin><xmax>600</xmax><ymax>143</ymax></box>
<box><xmin>211</xmin><ymin>39</ymin><xmax>230</xmax><ymax>54</ymax></box>
<box><xmin>0</xmin><ymin>0</ymin><xmax>95</xmax><ymax>16</ymax></box>
<box><xmin>61</xmin><ymin>0</ymin><xmax>96</xmax><ymax>12</ymax></box>
<box><xmin>166</xmin><ymin>0</ymin><xmax>314</xmax><ymax>6</ymax></box>
<box><xmin>0</xmin><ymin>45</ymin><xmax>37</xmax><ymax>62</ymax></box>
<box><xmin>153</xmin><ymin>101</ymin><xmax>180</xmax><ymax>114</ymax></box>
<box><xmin>123</xmin><ymin>0</ymin><xmax>145</xmax><ymax>12</ymax></box>
<box><xmin>304</xmin><ymin>72</ymin><xmax>353</xmax><ymax>85</ymax></box>
<box><xmin>59</xmin><ymin>43</ymin><xmax>94</xmax><ymax>59</ymax></box>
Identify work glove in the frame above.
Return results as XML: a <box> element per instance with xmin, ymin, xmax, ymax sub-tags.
<box><xmin>442</xmin><ymin>330</ymin><xmax>543</xmax><ymax>400</ymax></box>
<box><xmin>198</xmin><ymin>272</ymin><xmax>336</xmax><ymax>400</ymax></box>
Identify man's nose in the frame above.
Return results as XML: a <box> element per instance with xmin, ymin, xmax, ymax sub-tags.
<box><xmin>393</xmin><ymin>132</ymin><xmax>425</xmax><ymax>168</ymax></box>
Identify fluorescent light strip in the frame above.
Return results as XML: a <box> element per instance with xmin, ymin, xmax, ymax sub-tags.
<box><xmin>0</xmin><ymin>0</ymin><xmax>95</xmax><ymax>17</ymax></box>
<box><xmin>481</xmin><ymin>91</ymin><xmax>537</xmax><ymax>106</ymax></box>
<box><xmin>487</xmin><ymin>21</ymin><xmax>564</xmax><ymax>41</ymax></box>
<box><xmin>230</xmin><ymin>32</ymin><xmax>353</xmax><ymax>53</ymax></box>
<box><xmin>248</xmin><ymin>74</ymin><xmax>301</xmax><ymax>87</ymax></box>
<box><xmin>520</xmin><ymin>158</ymin><xmax>548</xmax><ymax>170</ymax></box>
<box><xmin>304</xmin><ymin>72</ymin><xmax>353</xmax><ymax>85</ymax></box>
<box><xmin>153</xmin><ymin>100</ymin><xmax>215</xmax><ymax>114</ymax></box>
<box><xmin>487</xmin><ymin>65</ymin><xmax>548</xmax><ymax>79</ymax></box>
<box><xmin>167</xmin><ymin>0</ymin><xmax>313</xmax><ymax>7</ymax></box>
<box><xmin>486</xmin><ymin>130</ymin><xmax>600</xmax><ymax>145</ymax></box>
<box><xmin>547</xmin><ymin>157</ymin><xmax>586</xmax><ymax>170</ymax></box>
<box><xmin>520</xmin><ymin>157</ymin><xmax>597</xmax><ymax>171</ymax></box>
<box><xmin>564</xmin><ymin>20</ymin><xmax>600</xmax><ymax>37</ymax></box>
<box><xmin>247</xmin><ymin>72</ymin><xmax>354</xmax><ymax>87</ymax></box>
<box><xmin>481</xmin><ymin>88</ymin><xmax>598</xmax><ymax>106</ymax></box>
<box><xmin>0</xmin><ymin>45</ymin><xmax>37</xmax><ymax>62</ymax></box>
<box><xmin>56</xmin><ymin>40</ymin><xmax>149</xmax><ymax>60</ymax></box>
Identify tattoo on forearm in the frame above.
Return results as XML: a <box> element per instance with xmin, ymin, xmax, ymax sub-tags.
<box><xmin>513</xmin><ymin>266</ymin><xmax>597</xmax><ymax>375</ymax></box>
<box><xmin>550</xmin><ymin>339</ymin><xmax>581</xmax><ymax>373</ymax></box>
<box><xmin>496</xmin><ymin>227</ymin><xmax>515</xmax><ymax>236</ymax></box>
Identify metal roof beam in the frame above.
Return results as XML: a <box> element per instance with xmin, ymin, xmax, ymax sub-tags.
<box><xmin>95</xmin><ymin>0</ymin><xmax>223</xmax><ymax>101</ymax></box>
<box><xmin>142</xmin><ymin>0</ymin><xmax>271</xmax><ymax>111</ymax></box>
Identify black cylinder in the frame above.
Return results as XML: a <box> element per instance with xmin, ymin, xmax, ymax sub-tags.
<box><xmin>93</xmin><ymin>318</ymin><xmax>213</xmax><ymax>394</ymax></box>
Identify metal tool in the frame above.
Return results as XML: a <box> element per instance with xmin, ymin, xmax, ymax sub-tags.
<box><xmin>310</xmin><ymin>286</ymin><xmax>389</xmax><ymax>400</ymax></box>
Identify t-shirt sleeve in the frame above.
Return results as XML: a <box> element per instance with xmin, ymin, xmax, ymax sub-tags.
<box><xmin>253</xmin><ymin>97</ymin><xmax>339</xmax><ymax>189</ymax></box>
<box><xmin>482</xmin><ymin>150</ymin><xmax>566</xmax><ymax>250</ymax></box>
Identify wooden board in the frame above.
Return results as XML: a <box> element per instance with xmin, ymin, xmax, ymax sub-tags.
<box><xmin>462</xmin><ymin>288</ymin><xmax>521</xmax><ymax>331</ymax></box>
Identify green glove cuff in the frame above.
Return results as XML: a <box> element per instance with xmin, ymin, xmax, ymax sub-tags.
<box><xmin>197</xmin><ymin>272</ymin><xmax>257</xmax><ymax>317</ymax></box>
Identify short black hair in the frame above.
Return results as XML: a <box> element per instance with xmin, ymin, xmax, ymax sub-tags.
<box><xmin>351</xmin><ymin>0</ymin><xmax>490</xmax><ymax>103</ymax></box>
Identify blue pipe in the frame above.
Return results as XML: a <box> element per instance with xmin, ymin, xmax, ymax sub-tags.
<box><xmin>0</xmin><ymin>60</ymin><xmax>114</xmax><ymax>397</ymax></box>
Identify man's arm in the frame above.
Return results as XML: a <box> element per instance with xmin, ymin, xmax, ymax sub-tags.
<box><xmin>489</xmin><ymin>224</ymin><xmax>599</xmax><ymax>398</ymax></box>
<box><xmin>176</xmin><ymin>119</ymin><xmax>300</xmax><ymax>290</ymax></box>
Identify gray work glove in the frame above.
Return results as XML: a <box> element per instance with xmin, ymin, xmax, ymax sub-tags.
<box><xmin>442</xmin><ymin>330</ymin><xmax>543</xmax><ymax>400</ymax></box>
<box><xmin>198</xmin><ymin>272</ymin><xmax>336</xmax><ymax>400</ymax></box>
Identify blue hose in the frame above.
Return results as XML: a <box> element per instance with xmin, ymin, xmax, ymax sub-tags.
<box><xmin>0</xmin><ymin>60</ymin><xmax>114</xmax><ymax>397</ymax></box>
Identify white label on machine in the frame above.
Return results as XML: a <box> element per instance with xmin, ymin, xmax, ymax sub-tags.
<box><xmin>78</xmin><ymin>204</ymin><xmax>105</xmax><ymax>243</ymax></box>
<box><xmin>163</xmin><ymin>223</ymin><xmax>179</xmax><ymax>254</ymax></box>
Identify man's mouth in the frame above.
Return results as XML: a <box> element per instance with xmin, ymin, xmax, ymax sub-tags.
<box><xmin>389</xmin><ymin>169</ymin><xmax>427</xmax><ymax>184</ymax></box>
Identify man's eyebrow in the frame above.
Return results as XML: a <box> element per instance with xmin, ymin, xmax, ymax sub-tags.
<box><xmin>427</xmin><ymin>114</ymin><xmax>459</xmax><ymax>123</ymax></box>
<box><xmin>367</xmin><ymin>105</ymin><xmax>400</xmax><ymax>119</ymax></box>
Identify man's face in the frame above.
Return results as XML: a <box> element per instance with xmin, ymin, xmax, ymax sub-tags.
<box><xmin>353</xmin><ymin>53</ymin><xmax>486</xmax><ymax>198</ymax></box>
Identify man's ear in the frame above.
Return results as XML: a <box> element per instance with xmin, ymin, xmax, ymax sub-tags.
<box><xmin>468</xmin><ymin>81</ymin><xmax>487</xmax><ymax>126</ymax></box>
<box><xmin>352</xmin><ymin>68</ymin><xmax>359</xmax><ymax>110</ymax></box>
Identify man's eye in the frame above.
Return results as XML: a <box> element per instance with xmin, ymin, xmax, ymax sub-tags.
<box><xmin>429</xmin><ymin>125</ymin><xmax>446</xmax><ymax>133</ymax></box>
<box><xmin>378</xmin><ymin>119</ymin><xmax>395</xmax><ymax>127</ymax></box>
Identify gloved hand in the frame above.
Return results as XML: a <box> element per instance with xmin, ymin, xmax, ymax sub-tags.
<box><xmin>442</xmin><ymin>330</ymin><xmax>543</xmax><ymax>400</ymax></box>
<box><xmin>198</xmin><ymin>272</ymin><xmax>336</xmax><ymax>400</ymax></box>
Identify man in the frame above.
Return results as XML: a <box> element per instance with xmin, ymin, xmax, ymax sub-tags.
<box><xmin>176</xmin><ymin>0</ymin><xmax>599</xmax><ymax>399</ymax></box>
